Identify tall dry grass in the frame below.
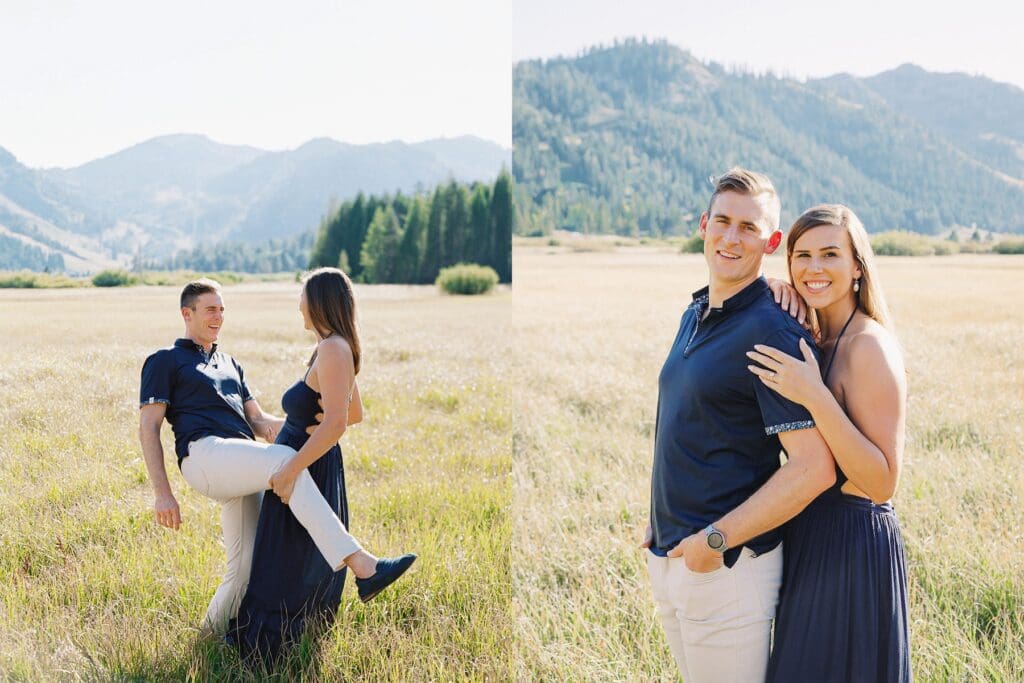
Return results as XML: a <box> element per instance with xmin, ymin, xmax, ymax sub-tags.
<box><xmin>512</xmin><ymin>246</ymin><xmax>1024</xmax><ymax>681</ymax></box>
<box><xmin>0</xmin><ymin>282</ymin><xmax>511</xmax><ymax>681</ymax></box>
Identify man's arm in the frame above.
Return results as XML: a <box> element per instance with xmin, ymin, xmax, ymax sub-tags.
<box><xmin>139</xmin><ymin>403</ymin><xmax>181</xmax><ymax>531</ymax></box>
<box><xmin>668</xmin><ymin>427</ymin><xmax>835</xmax><ymax>569</ymax></box>
<box><xmin>243</xmin><ymin>398</ymin><xmax>284</xmax><ymax>442</ymax></box>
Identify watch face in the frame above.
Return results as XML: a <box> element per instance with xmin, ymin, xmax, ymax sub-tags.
<box><xmin>707</xmin><ymin>531</ymin><xmax>725</xmax><ymax>550</ymax></box>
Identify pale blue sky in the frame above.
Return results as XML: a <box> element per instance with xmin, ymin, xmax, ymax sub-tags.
<box><xmin>1</xmin><ymin>0</ymin><xmax>511</xmax><ymax>168</ymax></box>
<box><xmin>514</xmin><ymin>0</ymin><xmax>1024</xmax><ymax>89</ymax></box>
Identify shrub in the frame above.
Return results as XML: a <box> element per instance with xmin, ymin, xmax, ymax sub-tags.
<box><xmin>0</xmin><ymin>272</ymin><xmax>83</xmax><ymax>288</ymax></box>
<box><xmin>993</xmin><ymin>239</ymin><xmax>1024</xmax><ymax>254</ymax></box>
<box><xmin>679</xmin><ymin>233</ymin><xmax>704</xmax><ymax>254</ymax></box>
<box><xmin>435</xmin><ymin>263</ymin><xmax>499</xmax><ymax>295</ymax></box>
<box><xmin>0</xmin><ymin>273</ymin><xmax>39</xmax><ymax>288</ymax></box>
<box><xmin>870</xmin><ymin>231</ymin><xmax>944</xmax><ymax>256</ymax></box>
<box><xmin>91</xmin><ymin>270</ymin><xmax>136</xmax><ymax>287</ymax></box>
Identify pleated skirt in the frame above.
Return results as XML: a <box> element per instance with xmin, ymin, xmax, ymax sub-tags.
<box><xmin>766</xmin><ymin>487</ymin><xmax>911</xmax><ymax>683</ymax></box>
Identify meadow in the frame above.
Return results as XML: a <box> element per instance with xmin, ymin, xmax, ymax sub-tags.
<box><xmin>0</xmin><ymin>282</ymin><xmax>511</xmax><ymax>681</ymax></box>
<box><xmin>512</xmin><ymin>245</ymin><xmax>1024</xmax><ymax>681</ymax></box>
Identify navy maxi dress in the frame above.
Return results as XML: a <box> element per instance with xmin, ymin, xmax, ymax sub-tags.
<box><xmin>766</xmin><ymin>330</ymin><xmax>912</xmax><ymax>682</ymax></box>
<box><xmin>230</xmin><ymin>378</ymin><xmax>349</xmax><ymax>660</ymax></box>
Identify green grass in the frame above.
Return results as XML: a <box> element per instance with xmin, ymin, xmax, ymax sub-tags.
<box><xmin>0</xmin><ymin>282</ymin><xmax>511</xmax><ymax>680</ymax></box>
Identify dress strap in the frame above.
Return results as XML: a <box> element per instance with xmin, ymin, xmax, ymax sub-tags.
<box><xmin>821</xmin><ymin>307</ymin><xmax>857</xmax><ymax>383</ymax></box>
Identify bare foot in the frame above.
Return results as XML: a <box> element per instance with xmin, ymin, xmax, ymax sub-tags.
<box><xmin>344</xmin><ymin>549</ymin><xmax>379</xmax><ymax>579</ymax></box>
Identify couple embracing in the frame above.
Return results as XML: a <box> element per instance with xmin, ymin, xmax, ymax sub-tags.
<box><xmin>139</xmin><ymin>268</ymin><xmax>415</xmax><ymax>659</ymax></box>
<box><xmin>646</xmin><ymin>168</ymin><xmax>911</xmax><ymax>682</ymax></box>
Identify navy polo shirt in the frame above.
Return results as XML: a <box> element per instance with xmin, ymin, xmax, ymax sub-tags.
<box><xmin>139</xmin><ymin>338</ymin><xmax>255</xmax><ymax>464</ymax></box>
<box><xmin>650</xmin><ymin>277</ymin><xmax>819</xmax><ymax>567</ymax></box>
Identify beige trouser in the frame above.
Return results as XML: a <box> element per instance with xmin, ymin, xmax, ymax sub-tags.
<box><xmin>647</xmin><ymin>544</ymin><xmax>783</xmax><ymax>683</ymax></box>
<box><xmin>181</xmin><ymin>435</ymin><xmax>362</xmax><ymax>633</ymax></box>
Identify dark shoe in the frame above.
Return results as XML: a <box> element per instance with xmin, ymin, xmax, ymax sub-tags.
<box><xmin>355</xmin><ymin>554</ymin><xmax>417</xmax><ymax>603</ymax></box>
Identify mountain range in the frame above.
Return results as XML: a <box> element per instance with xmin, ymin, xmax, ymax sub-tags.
<box><xmin>0</xmin><ymin>134</ymin><xmax>510</xmax><ymax>272</ymax></box>
<box><xmin>513</xmin><ymin>39</ymin><xmax>1024</xmax><ymax>237</ymax></box>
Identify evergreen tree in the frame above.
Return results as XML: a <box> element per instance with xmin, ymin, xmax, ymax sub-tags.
<box><xmin>490</xmin><ymin>169</ymin><xmax>514</xmax><ymax>282</ymax></box>
<box><xmin>396</xmin><ymin>197</ymin><xmax>427</xmax><ymax>283</ymax></box>
<box><xmin>344</xmin><ymin>194</ymin><xmax>367</xmax><ymax>277</ymax></box>
<box><xmin>469</xmin><ymin>184</ymin><xmax>492</xmax><ymax>265</ymax></box>
<box><xmin>442</xmin><ymin>181</ymin><xmax>471</xmax><ymax>267</ymax></box>
<box><xmin>421</xmin><ymin>186</ymin><xmax>446</xmax><ymax>282</ymax></box>
<box><xmin>309</xmin><ymin>201</ymin><xmax>346</xmax><ymax>268</ymax></box>
<box><xmin>360</xmin><ymin>206</ymin><xmax>403</xmax><ymax>283</ymax></box>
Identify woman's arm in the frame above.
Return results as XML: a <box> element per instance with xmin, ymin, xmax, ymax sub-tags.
<box><xmin>748</xmin><ymin>332</ymin><xmax>905</xmax><ymax>503</ymax></box>
<box><xmin>348</xmin><ymin>381</ymin><xmax>363</xmax><ymax>425</ymax></box>
<box><xmin>269</xmin><ymin>338</ymin><xmax>354</xmax><ymax>500</ymax></box>
<box><xmin>805</xmin><ymin>333</ymin><xmax>905</xmax><ymax>503</ymax></box>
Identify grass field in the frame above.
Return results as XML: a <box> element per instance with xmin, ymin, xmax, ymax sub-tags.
<box><xmin>0</xmin><ymin>282</ymin><xmax>511</xmax><ymax>681</ymax></box>
<box><xmin>512</xmin><ymin>245</ymin><xmax>1024</xmax><ymax>681</ymax></box>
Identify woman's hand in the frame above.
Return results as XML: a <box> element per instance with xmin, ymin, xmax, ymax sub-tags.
<box><xmin>269</xmin><ymin>463</ymin><xmax>300</xmax><ymax>504</ymax></box>
<box><xmin>767</xmin><ymin>277</ymin><xmax>808</xmax><ymax>326</ymax></box>
<box><xmin>746</xmin><ymin>338</ymin><xmax>827</xmax><ymax>408</ymax></box>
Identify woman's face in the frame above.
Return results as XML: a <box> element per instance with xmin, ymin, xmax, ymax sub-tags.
<box><xmin>789</xmin><ymin>224</ymin><xmax>862</xmax><ymax>310</ymax></box>
<box><xmin>299</xmin><ymin>287</ymin><xmax>313</xmax><ymax>332</ymax></box>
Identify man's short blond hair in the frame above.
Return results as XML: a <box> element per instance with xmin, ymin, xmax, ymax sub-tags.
<box><xmin>707</xmin><ymin>167</ymin><xmax>781</xmax><ymax>232</ymax></box>
<box><xmin>180</xmin><ymin>278</ymin><xmax>222</xmax><ymax>310</ymax></box>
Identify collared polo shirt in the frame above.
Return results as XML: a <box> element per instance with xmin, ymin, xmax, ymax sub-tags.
<box><xmin>650</xmin><ymin>277</ymin><xmax>818</xmax><ymax>567</ymax></box>
<box><xmin>140</xmin><ymin>338</ymin><xmax>255</xmax><ymax>464</ymax></box>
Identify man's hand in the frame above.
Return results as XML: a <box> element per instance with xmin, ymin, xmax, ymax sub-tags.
<box><xmin>667</xmin><ymin>532</ymin><xmax>723</xmax><ymax>573</ymax></box>
<box><xmin>154</xmin><ymin>492</ymin><xmax>181</xmax><ymax>531</ymax></box>
<box><xmin>269</xmin><ymin>464</ymin><xmax>299</xmax><ymax>504</ymax></box>
<box><xmin>640</xmin><ymin>523</ymin><xmax>653</xmax><ymax>549</ymax></box>
<box><xmin>305</xmin><ymin>398</ymin><xmax>325</xmax><ymax>436</ymax></box>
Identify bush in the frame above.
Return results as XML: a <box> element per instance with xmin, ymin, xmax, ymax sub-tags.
<box><xmin>435</xmin><ymin>263</ymin><xmax>499</xmax><ymax>295</ymax></box>
<box><xmin>0</xmin><ymin>273</ymin><xmax>39</xmax><ymax>288</ymax></box>
<box><xmin>91</xmin><ymin>270</ymin><xmax>136</xmax><ymax>287</ymax></box>
<box><xmin>870</xmin><ymin>231</ymin><xmax>950</xmax><ymax>256</ymax></box>
<box><xmin>0</xmin><ymin>271</ymin><xmax>83</xmax><ymax>288</ymax></box>
<box><xmin>679</xmin><ymin>233</ymin><xmax>704</xmax><ymax>254</ymax></box>
<box><xmin>993</xmin><ymin>239</ymin><xmax>1024</xmax><ymax>254</ymax></box>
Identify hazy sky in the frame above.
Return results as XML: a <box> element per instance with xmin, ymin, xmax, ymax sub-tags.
<box><xmin>514</xmin><ymin>0</ymin><xmax>1024</xmax><ymax>89</ymax></box>
<box><xmin>1</xmin><ymin>0</ymin><xmax>511</xmax><ymax>168</ymax></box>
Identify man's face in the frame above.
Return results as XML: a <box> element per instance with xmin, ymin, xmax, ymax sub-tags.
<box><xmin>181</xmin><ymin>292</ymin><xmax>224</xmax><ymax>347</ymax></box>
<box><xmin>699</xmin><ymin>191</ymin><xmax>781</xmax><ymax>290</ymax></box>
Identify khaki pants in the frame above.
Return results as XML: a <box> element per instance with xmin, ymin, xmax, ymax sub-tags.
<box><xmin>647</xmin><ymin>544</ymin><xmax>783</xmax><ymax>683</ymax></box>
<box><xmin>182</xmin><ymin>435</ymin><xmax>362</xmax><ymax>633</ymax></box>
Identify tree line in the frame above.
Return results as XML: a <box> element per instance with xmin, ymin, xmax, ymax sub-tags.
<box><xmin>513</xmin><ymin>39</ymin><xmax>1024</xmax><ymax>236</ymax></box>
<box><xmin>309</xmin><ymin>171</ymin><xmax>512</xmax><ymax>283</ymax></box>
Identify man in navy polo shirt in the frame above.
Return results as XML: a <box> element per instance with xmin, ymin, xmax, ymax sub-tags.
<box><xmin>645</xmin><ymin>169</ymin><xmax>837</xmax><ymax>682</ymax></box>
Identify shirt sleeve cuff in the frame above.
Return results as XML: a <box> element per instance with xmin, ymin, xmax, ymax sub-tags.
<box><xmin>765</xmin><ymin>419</ymin><xmax>815</xmax><ymax>435</ymax></box>
<box><xmin>139</xmin><ymin>397</ymin><xmax>170</xmax><ymax>408</ymax></box>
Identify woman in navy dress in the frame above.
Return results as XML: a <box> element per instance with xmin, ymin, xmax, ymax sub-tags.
<box><xmin>748</xmin><ymin>205</ymin><xmax>911</xmax><ymax>682</ymax></box>
<box><xmin>231</xmin><ymin>267</ymin><xmax>415</xmax><ymax>660</ymax></box>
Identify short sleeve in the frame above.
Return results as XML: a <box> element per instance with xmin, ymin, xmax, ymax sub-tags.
<box><xmin>234</xmin><ymin>358</ymin><xmax>255</xmax><ymax>403</ymax></box>
<box><xmin>755</xmin><ymin>328</ymin><xmax>817</xmax><ymax>435</ymax></box>
<box><xmin>140</xmin><ymin>351</ymin><xmax>173</xmax><ymax>408</ymax></box>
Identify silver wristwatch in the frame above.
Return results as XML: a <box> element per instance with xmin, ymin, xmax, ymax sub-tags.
<box><xmin>703</xmin><ymin>524</ymin><xmax>728</xmax><ymax>554</ymax></box>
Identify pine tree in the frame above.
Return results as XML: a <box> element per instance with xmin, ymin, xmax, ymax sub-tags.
<box><xmin>490</xmin><ymin>169</ymin><xmax>514</xmax><ymax>282</ymax></box>
<box><xmin>421</xmin><ymin>186</ymin><xmax>446</xmax><ymax>282</ymax></box>
<box><xmin>396</xmin><ymin>197</ymin><xmax>427</xmax><ymax>283</ymax></box>
<box><xmin>344</xmin><ymin>194</ymin><xmax>367</xmax><ymax>277</ymax></box>
<box><xmin>442</xmin><ymin>181</ymin><xmax>471</xmax><ymax>267</ymax></box>
<box><xmin>360</xmin><ymin>206</ymin><xmax>403</xmax><ymax>283</ymax></box>
<box><xmin>469</xmin><ymin>184</ymin><xmax>492</xmax><ymax>266</ymax></box>
<box><xmin>309</xmin><ymin>201</ymin><xmax>346</xmax><ymax>268</ymax></box>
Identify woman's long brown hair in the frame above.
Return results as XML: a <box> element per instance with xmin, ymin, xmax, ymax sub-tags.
<box><xmin>302</xmin><ymin>267</ymin><xmax>361</xmax><ymax>374</ymax></box>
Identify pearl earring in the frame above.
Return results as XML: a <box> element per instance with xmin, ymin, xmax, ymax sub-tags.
<box><xmin>853</xmin><ymin>279</ymin><xmax>860</xmax><ymax>293</ymax></box>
